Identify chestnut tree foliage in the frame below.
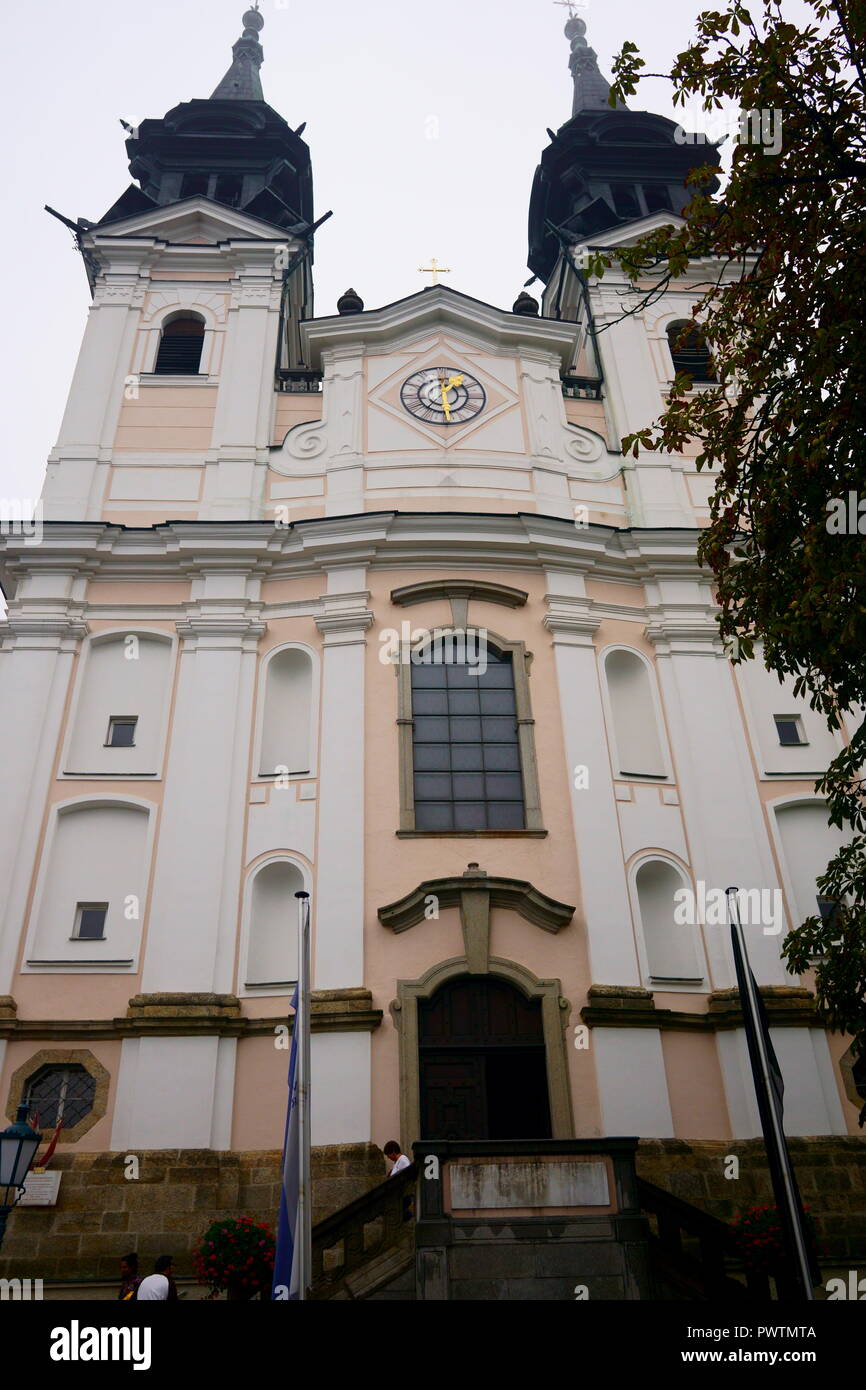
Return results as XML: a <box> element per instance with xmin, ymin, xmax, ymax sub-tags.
<box><xmin>597</xmin><ymin>1</ymin><xmax>866</xmax><ymax>1082</ymax></box>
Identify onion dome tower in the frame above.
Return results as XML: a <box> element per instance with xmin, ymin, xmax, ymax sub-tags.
<box><xmin>96</xmin><ymin>5</ymin><xmax>313</xmax><ymax>233</ymax></box>
<box><xmin>528</xmin><ymin>16</ymin><xmax>721</xmax><ymax>283</ymax></box>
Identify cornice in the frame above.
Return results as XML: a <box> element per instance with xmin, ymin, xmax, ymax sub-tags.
<box><xmin>379</xmin><ymin>867</ymin><xmax>574</xmax><ymax>935</ymax></box>
<box><xmin>301</xmin><ymin>285</ymin><xmax>580</xmax><ymax>368</ymax></box>
<box><xmin>0</xmin><ymin>517</ymin><xmax>723</xmax><ymax>597</ymax></box>
<box><xmin>580</xmin><ymin>984</ymin><xmax>819</xmax><ymax>1031</ymax></box>
<box><xmin>0</xmin><ymin>989</ymin><xmax>383</xmax><ymax>1040</ymax></box>
<box><xmin>391</xmin><ymin>580</ymin><xmax>528</xmax><ymax>610</ymax></box>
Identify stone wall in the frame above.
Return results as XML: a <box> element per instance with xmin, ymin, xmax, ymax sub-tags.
<box><xmin>0</xmin><ymin>1144</ymin><xmax>385</xmax><ymax>1286</ymax></box>
<box><xmin>637</xmin><ymin>1137</ymin><xmax>866</xmax><ymax>1267</ymax></box>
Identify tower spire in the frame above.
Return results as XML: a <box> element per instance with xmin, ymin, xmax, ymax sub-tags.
<box><xmin>211</xmin><ymin>5</ymin><xmax>266</xmax><ymax>101</ymax></box>
<box><xmin>564</xmin><ymin>15</ymin><xmax>626</xmax><ymax>116</ymax></box>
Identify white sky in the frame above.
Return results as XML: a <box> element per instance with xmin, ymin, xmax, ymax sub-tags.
<box><xmin>0</xmin><ymin>0</ymin><xmax>804</xmax><ymax>504</ymax></box>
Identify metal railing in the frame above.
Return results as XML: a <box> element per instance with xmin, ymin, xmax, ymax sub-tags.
<box><xmin>276</xmin><ymin>368</ymin><xmax>323</xmax><ymax>393</ymax></box>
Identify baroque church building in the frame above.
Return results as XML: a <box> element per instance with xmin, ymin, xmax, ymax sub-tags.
<box><xmin>1</xmin><ymin>9</ymin><xmax>862</xmax><ymax>1297</ymax></box>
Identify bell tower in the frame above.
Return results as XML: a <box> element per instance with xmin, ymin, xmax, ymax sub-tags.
<box><xmin>528</xmin><ymin>16</ymin><xmax>721</xmax><ymax>284</ymax></box>
<box><xmin>42</xmin><ymin>6</ymin><xmax>319</xmax><ymax>523</ymax></box>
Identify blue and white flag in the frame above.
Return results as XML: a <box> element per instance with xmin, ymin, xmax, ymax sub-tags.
<box><xmin>272</xmin><ymin>983</ymin><xmax>300</xmax><ymax>1300</ymax></box>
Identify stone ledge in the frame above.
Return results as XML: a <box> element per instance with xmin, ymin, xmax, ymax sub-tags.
<box><xmin>581</xmin><ymin>984</ymin><xmax>819</xmax><ymax>1031</ymax></box>
<box><xmin>0</xmin><ymin>989</ymin><xmax>383</xmax><ymax>1040</ymax></box>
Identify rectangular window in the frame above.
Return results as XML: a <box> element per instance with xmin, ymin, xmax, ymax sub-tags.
<box><xmin>106</xmin><ymin>716</ymin><xmax>137</xmax><ymax>748</ymax></box>
<box><xmin>411</xmin><ymin>645</ymin><xmax>525</xmax><ymax>831</ymax></box>
<box><xmin>774</xmin><ymin>714</ymin><xmax>807</xmax><ymax>747</ymax></box>
<box><xmin>73</xmin><ymin>902</ymin><xmax>108</xmax><ymax>940</ymax></box>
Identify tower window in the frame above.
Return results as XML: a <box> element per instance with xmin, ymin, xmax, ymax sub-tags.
<box><xmin>214</xmin><ymin>174</ymin><xmax>243</xmax><ymax>207</ymax></box>
<box><xmin>24</xmin><ymin>1063</ymin><xmax>97</xmax><ymax>1130</ymax></box>
<box><xmin>73</xmin><ymin>902</ymin><xmax>108</xmax><ymax>941</ymax></box>
<box><xmin>154</xmin><ymin>314</ymin><xmax>205</xmax><ymax>375</ymax></box>
<box><xmin>106</xmin><ymin>716</ymin><xmax>137</xmax><ymax>748</ymax></box>
<box><xmin>774</xmin><ymin>714</ymin><xmax>807</xmax><ymax>747</ymax></box>
<box><xmin>180</xmin><ymin>173</ymin><xmax>210</xmax><ymax>199</ymax></box>
<box><xmin>643</xmin><ymin>185</ymin><xmax>673</xmax><ymax>214</ymax></box>
<box><xmin>610</xmin><ymin>184</ymin><xmax>642</xmax><ymax>219</ymax></box>
<box><xmin>666</xmin><ymin>319</ymin><xmax>717</xmax><ymax>383</ymax></box>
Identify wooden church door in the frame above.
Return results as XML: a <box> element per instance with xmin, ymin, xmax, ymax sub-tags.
<box><xmin>418</xmin><ymin>976</ymin><xmax>552</xmax><ymax>1140</ymax></box>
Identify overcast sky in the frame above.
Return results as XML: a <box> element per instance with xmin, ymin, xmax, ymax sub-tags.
<box><xmin>0</xmin><ymin>0</ymin><xmax>807</xmax><ymax>505</ymax></box>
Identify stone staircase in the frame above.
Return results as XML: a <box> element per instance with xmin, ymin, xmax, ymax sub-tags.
<box><xmin>311</xmin><ymin>1142</ymin><xmax>783</xmax><ymax>1301</ymax></box>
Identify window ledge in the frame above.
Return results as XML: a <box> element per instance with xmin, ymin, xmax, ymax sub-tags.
<box><xmin>396</xmin><ymin>829</ymin><xmax>548</xmax><ymax>838</ymax></box>
<box><xmin>137</xmin><ymin>374</ymin><xmax>217</xmax><ymax>387</ymax></box>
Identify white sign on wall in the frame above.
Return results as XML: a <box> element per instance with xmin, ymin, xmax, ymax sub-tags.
<box><xmin>18</xmin><ymin>1171</ymin><xmax>62</xmax><ymax>1207</ymax></box>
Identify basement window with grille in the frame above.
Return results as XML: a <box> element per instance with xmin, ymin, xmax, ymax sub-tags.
<box><xmin>153</xmin><ymin>313</ymin><xmax>206</xmax><ymax>375</ymax></box>
<box><xmin>24</xmin><ymin>1063</ymin><xmax>97</xmax><ymax>1131</ymax></box>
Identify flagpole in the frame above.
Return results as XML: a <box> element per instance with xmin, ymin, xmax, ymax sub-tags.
<box><xmin>295</xmin><ymin>890</ymin><xmax>312</xmax><ymax>1301</ymax></box>
<box><xmin>726</xmin><ymin>886</ymin><xmax>815</xmax><ymax>1300</ymax></box>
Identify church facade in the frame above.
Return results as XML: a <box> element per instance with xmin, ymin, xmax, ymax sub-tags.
<box><xmin>1</xmin><ymin>8</ymin><xmax>862</xmax><ymax>1288</ymax></box>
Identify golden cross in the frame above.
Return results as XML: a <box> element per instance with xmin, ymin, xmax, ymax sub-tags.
<box><xmin>418</xmin><ymin>257</ymin><xmax>451</xmax><ymax>286</ymax></box>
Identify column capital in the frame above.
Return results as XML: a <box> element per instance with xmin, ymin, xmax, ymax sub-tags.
<box><xmin>542</xmin><ymin>594</ymin><xmax>601</xmax><ymax>645</ymax></box>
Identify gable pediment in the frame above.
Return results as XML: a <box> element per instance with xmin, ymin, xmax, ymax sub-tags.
<box><xmin>85</xmin><ymin>196</ymin><xmax>294</xmax><ymax>248</ymax></box>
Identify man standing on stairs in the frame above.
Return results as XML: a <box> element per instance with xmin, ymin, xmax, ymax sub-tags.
<box><xmin>384</xmin><ymin>1141</ymin><xmax>411</xmax><ymax>1176</ymax></box>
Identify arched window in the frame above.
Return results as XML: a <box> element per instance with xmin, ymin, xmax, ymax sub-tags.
<box><xmin>418</xmin><ymin>975</ymin><xmax>551</xmax><ymax>1139</ymax></box>
<box><xmin>259</xmin><ymin>647</ymin><xmax>314</xmax><ymax>777</ymax></box>
<box><xmin>245</xmin><ymin>860</ymin><xmax>303</xmax><ymax>988</ymax></box>
<box><xmin>154</xmin><ymin>313</ymin><xmax>205</xmax><ymax>375</ymax></box>
<box><xmin>666</xmin><ymin>319</ymin><xmax>716</xmax><ymax>383</ymax></box>
<box><xmin>410</xmin><ymin>637</ymin><xmax>525</xmax><ymax>831</ymax></box>
<box><xmin>635</xmin><ymin>859</ymin><xmax>702</xmax><ymax>982</ymax></box>
<box><xmin>604</xmin><ymin>648</ymin><xmax>666</xmax><ymax>778</ymax></box>
<box><xmin>775</xmin><ymin>800</ymin><xmax>847</xmax><ymax>927</ymax></box>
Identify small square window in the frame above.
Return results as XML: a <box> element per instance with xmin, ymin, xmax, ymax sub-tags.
<box><xmin>106</xmin><ymin>716</ymin><xmax>137</xmax><ymax>748</ymax></box>
<box><xmin>74</xmin><ymin>903</ymin><xmax>108</xmax><ymax>940</ymax></box>
<box><xmin>774</xmin><ymin>715</ymin><xmax>806</xmax><ymax>747</ymax></box>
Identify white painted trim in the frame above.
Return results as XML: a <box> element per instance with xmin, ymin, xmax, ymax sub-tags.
<box><xmin>626</xmin><ymin>850</ymin><xmax>708</xmax><ymax>992</ymax></box>
<box><xmin>238</xmin><ymin>851</ymin><xmax>310</xmax><ymax>998</ymax></box>
<box><xmin>598</xmin><ymin>642</ymin><xmax>674</xmax><ymax>783</ymax></box>
<box><xmin>58</xmin><ymin>628</ymin><xmax>176</xmax><ymax>780</ymax></box>
<box><xmin>764</xmin><ymin>792</ymin><xmax>837</xmax><ymax>937</ymax></box>
<box><xmin>21</xmin><ymin>794</ymin><xmax>157</xmax><ymax>975</ymax></box>
<box><xmin>251</xmin><ymin>640</ymin><xmax>320</xmax><ymax>783</ymax></box>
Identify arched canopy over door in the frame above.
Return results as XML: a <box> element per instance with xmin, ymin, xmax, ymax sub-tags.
<box><xmin>418</xmin><ymin>975</ymin><xmax>552</xmax><ymax>1141</ymax></box>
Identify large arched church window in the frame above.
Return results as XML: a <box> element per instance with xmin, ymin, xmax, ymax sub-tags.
<box><xmin>258</xmin><ymin>646</ymin><xmax>314</xmax><ymax>777</ymax></box>
<box><xmin>666</xmin><ymin>319</ymin><xmax>717</xmax><ymax>384</ymax></box>
<box><xmin>604</xmin><ymin>648</ymin><xmax>666</xmax><ymax>778</ymax></box>
<box><xmin>410</xmin><ymin>637</ymin><xmax>525</xmax><ymax>831</ymax></box>
<box><xmin>154</xmin><ymin>313</ymin><xmax>206</xmax><ymax>375</ymax></box>
<box><xmin>418</xmin><ymin>975</ymin><xmax>552</xmax><ymax>1140</ymax></box>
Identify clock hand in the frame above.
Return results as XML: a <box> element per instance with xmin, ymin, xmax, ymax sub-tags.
<box><xmin>440</xmin><ymin>383</ymin><xmax>452</xmax><ymax>421</ymax></box>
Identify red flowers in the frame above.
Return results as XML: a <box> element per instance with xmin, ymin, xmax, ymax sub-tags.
<box><xmin>192</xmin><ymin>1217</ymin><xmax>276</xmax><ymax>1297</ymax></box>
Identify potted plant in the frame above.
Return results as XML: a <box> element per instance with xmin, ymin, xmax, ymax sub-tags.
<box><xmin>731</xmin><ymin>1203</ymin><xmax>816</xmax><ymax>1276</ymax></box>
<box><xmin>192</xmin><ymin>1216</ymin><xmax>276</xmax><ymax>1300</ymax></box>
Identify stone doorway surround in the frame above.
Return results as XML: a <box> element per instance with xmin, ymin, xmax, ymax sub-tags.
<box><xmin>381</xmin><ymin>864</ymin><xmax>576</xmax><ymax>1148</ymax></box>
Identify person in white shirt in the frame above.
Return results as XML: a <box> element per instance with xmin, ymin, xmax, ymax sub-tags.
<box><xmin>384</xmin><ymin>1140</ymin><xmax>411</xmax><ymax>1175</ymax></box>
<box><xmin>137</xmin><ymin>1255</ymin><xmax>178</xmax><ymax>1300</ymax></box>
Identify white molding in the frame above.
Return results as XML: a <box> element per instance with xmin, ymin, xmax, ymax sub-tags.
<box><xmin>238</xmin><ymin>851</ymin><xmax>310</xmax><ymax>998</ymax></box>
<box><xmin>58</xmin><ymin>628</ymin><xmax>176</xmax><ymax>780</ymax></box>
<box><xmin>251</xmin><ymin>639</ymin><xmax>320</xmax><ymax>782</ymax></box>
<box><xmin>597</xmin><ymin>642</ymin><xmax>674</xmax><ymax>783</ymax></box>
<box><xmin>21</xmin><ymin>794</ymin><xmax>157</xmax><ymax>975</ymax></box>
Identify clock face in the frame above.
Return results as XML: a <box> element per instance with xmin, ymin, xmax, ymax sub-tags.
<box><xmin>400</xmin><ymin>367</ymin><xmax>486</xmax><ymax>425</ymax></box>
